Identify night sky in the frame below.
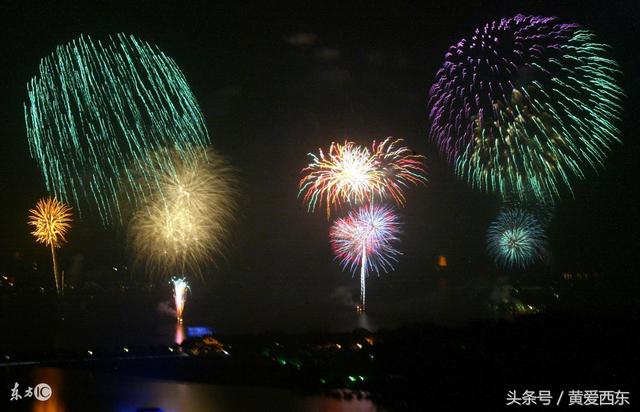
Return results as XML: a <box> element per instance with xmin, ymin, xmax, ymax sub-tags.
<box><xmin>1</xmin><ymin>1</ymin><xmax>639</xmax><ymax>332</ymax></box>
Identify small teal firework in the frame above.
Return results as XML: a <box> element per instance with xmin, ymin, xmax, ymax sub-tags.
<box><xmin>24</xmin><ymin>34</ymin><xmax>209</xmax><ymax>225</ymax></box>
<box><xmin>428</xmin><ymin>15</ymin><xmax>624</xmax><ymax>203</ymax></box>
<box><xmin>487</xmin><ymin>209</ymin><xmax>547</xmax><ymax>269</ymax></box>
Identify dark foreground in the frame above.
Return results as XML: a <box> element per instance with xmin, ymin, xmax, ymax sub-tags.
<box><xmin>2</xmin><ymin>312</ymin><xmax>639</xmax><ymax>411</ymax></box>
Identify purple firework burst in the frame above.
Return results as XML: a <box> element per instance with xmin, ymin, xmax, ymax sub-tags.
<box><xmin>427</xmin><ymin>15</ymin><xmax>623</xmax><ymax>201</ymax></box>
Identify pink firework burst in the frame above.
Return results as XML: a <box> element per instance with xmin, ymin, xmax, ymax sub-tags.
<box><xmin>330</xmin><ymin>204</ymin><xmax>401</xmax><ymax>312</ymax></box>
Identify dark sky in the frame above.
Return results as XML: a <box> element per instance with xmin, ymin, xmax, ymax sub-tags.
<box><xmin>1</xmin><ymin>1</ymin><xmax>638</xmax><ymax>332</ymax></box>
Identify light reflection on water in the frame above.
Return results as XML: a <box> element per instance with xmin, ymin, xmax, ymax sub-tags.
<box><xmin>175</xmin><ymin>323</ymin><xmax>184</xmax><ymax>345</ymax></box>
<box><xmin>21</xmin><ymin>368</ymin><xmax>378</xmax><ymax>412</ymax></box>
<box><xmin>29</xmin><ymin>368</ymin><xmax>65</xmax><ymax>412</ymax></box>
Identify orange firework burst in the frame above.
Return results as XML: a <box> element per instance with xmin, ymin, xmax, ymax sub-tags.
<box><xmin>28</xmin><ymin>197</ymin><xmax>72</xmax><ymax>295</ymax></box>
<box><xmin>299</xmin><ymin>137</ymin><xmax>427</xmax><ymax>217</ymax></box>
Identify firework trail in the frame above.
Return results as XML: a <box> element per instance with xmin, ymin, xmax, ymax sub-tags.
<box><xmin>28</xmin><ymin>197</ymin><xmax>72</xmax><ymax>295</ymax></box>
<box><xmin>487</xmin><ymin>209</ymin><xmax>547</xmax><ymax>270</ymax></box>
<box><xmin>428</xmin><ymin>15</ymin><xmax>623</xmax><ymax>202</ymax></box>
<box><xmin>330</xmin><ymin>204</ymin><xmax>401</xmax><ymax>312</ymax></box>
<box><xmin>171</xmin><ymin>277</ymin><xmax>190</xmax><ymax>323</ymax></box>
<box><xmin>299</xmin><ymin>138</ymin><xmax>426</xmax><ymax>217</ymax></box>
<box><xmin>128</xmin><ymin>146</ymin><xmax>238</xmax><ymax>280</ymax></box>
<box><xmin>24</xmin><ymin>34</ymin><xmax>209</xmax><ymax>225</ymax></box>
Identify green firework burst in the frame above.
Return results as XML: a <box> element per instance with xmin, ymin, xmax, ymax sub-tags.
<box><xmin>24</xmin><ymin>34</ymin><xmax>209</xmax><ymax>225</ymax></box>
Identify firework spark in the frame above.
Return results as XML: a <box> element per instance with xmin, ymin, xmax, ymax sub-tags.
<box><xmin>171</xmin><ymin>277</ymin><xmax>190</xmax><ymax>323</ymax></box>
<box><xmin>330</xmin><ymin>204</ymin><xmax>401</xmax><ymax>312</ymax></box>
<box><xmin>299</xmin><ymin>138</ymin><xmax>426</xmax><ymax>217</ymax></box>
<box><xmin>428</xmin><ymin>15</ymin><xmax>623</xmax><ymax>202</ymax></box>
<box><xmin>28</xmin><ymin>197</ymin><xmax>72</xmax><ymax>295</ymax></box>
<box><xmin>25</xmin><ymin>34</ymin><xmax>209</xmax><ymax>225</ymax></box>
<box><xmin>128</xmin><ymin>146</ymin><xmax>238</xmax><ymax>279</ymax></box>
<box><xmin>372</xmin><ymin>138</ymin><xmax>428</xmax><ymax>206</ymax></box>
<box><xmin>486</xmin><ymin>209</ymin><xmax>547</xmax><ymax>269</ymax></box>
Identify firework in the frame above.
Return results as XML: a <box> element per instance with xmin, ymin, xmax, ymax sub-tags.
<box><xmin>300</xmin><ymin>141</ymin><xmax>377</xmax><ymax>217</ymax></box>
<box><xmin>486</xmin><ymin>209</ymin><xmax>547</xmax><ymax>269</ymax></box>
<box><xmin>330</xmin><ymin>204</ymin><xmax>401</xmax><ymax>312</ymax></box>
<box><xmin>24</xmin><ymin>34</ymin><xmax>209</xmax><ymax>225</ymax></box>
<box><xmin>171</xmin><ymin>277</ymin><xmax>190</xmax><ymax>323</ymax></box>
<box><xmin>299</xmin><ymin>138</ymin><xmax>426</xmax><ymax>217</ymax></box>
<box><xmin>128</xmin><ymin>146</ymin><xmax>238</xmax><ymax>279</ymax></box>
<box><xmin>428</xmin><ymin>15</ymin><xmax>623</xmax><ymax>202</ymax></box>
<box><xmin>28</xmin><ymin>197</ymin><xmax>72</xmax><ymax>295</ymax></box>
<box><xmin>371</xmin><ymin>138</ymin><xmax>428</xmax><ymax>206</ymax></box>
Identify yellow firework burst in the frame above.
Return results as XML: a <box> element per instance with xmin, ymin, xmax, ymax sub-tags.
<box><xmin>128</xmin><ymin>146</ymin><xmax>238</xmax><ymax>279</ymax></box>
<box><xmin>28</xmin><ymin>197</ymin><xmax>72</xmax><ymax>295</ymax></box>
<box><xmin>28</xmin><ymin>197</ymin><xmax>72</xmax><ymax>247</ymax></box>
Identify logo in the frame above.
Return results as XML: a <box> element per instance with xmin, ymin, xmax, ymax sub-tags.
<box><xmin>33</xmin><ymin>383</ymin><xmax>52</xmax><ymax>401</ymax></box>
